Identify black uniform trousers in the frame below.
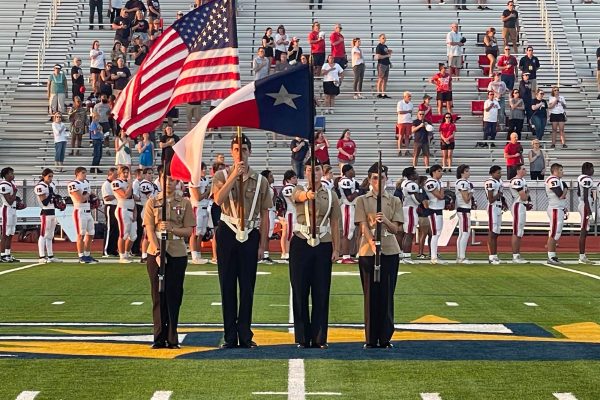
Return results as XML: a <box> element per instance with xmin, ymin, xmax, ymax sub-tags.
<box><xmin>289</xmin><ymin>236</ymin><xmax>333</xmax><ymax>347</ymax></box>
<box><xmin>89</xmin><ymin>0</ymin><xmax>103</xmax><ymax>27</ymax></box>
<box><xmin>147</xmin><ymin>253</ymin><xmax>188</xmax><ymax>346</ymax></box>
<box><xmin>131</xmin><ymin>204</ymin><xmax>143</xmax><ymax>255</ymax></box>
<box><xmin>103</xmin><ymin>204</ymin><xmax>119</xmax><ymax>256</ymax></box>
<box><xmin>358</xmin><ymin>254</ymin><xmax>399</xmax><ymax>346</ymax></box>
<box><xmin>216</xmin><ymin>222</ymin><xmax>260</xmax><ymax>346</ymax></box>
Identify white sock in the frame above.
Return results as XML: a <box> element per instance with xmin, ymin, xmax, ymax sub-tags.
<box><xmin>38</xmin><ymin>236</ymin><xmax>45</xmax><ymax>258</ymax></box>
<box><xmin>46</xmin><ymin>238</ymin><xmax>53</xmax><ymax>258</ymax></box>
<box><xmin>343</xmin><ymin>254</ymin><xmax>350</xmax><ymax>260</ymax></box>
<box><xmin>430</xmin><ymin>235</ymin><xmax>439</xmax><ymax>259</ymax></box>
<box><xmin>548</xmin><ymin>252</ymin><xmax>556</xmax><ymax>259</ymax></box>
<box><xmin>192</xmin><ymin>251</ymin><xmax>200</xmax><ymax>260</ymax></box>
<box><xmin>6</xmin><ymin>249</ymin><xmax>10</xmax><ymax>255</ymax></box>
<box><xmin>404</xmin><ymin>252</ymin><xmax>411</xmax><ymax>259</ymax></box>
<box><xmin>579</xmin><ymin>253</ymin><xmax>586</xmax><ymax>260</ymax></box>
<box><xmin>489</xmin><ymin>255</ymin><xmax>495</xmax><ymax>261</ymax></box>
<box><xmin>120</xmin><ymin>253</ymin><xmax>126</xmax><ymax>259</ymax></box>
<box><xmin>513</xmin><ymin>253</ymin><xmax>520</xmax><ymax>260</ymax></box>
<box><xmin>142</xmin><ymin>252</ymin><xmax>148</xmax><ymax>258</ymax></box>
<box><xmin>458</xmin><ymin>232</ymin><xmax>469</xmax><ymax>259</ymax></box>
<box><xmin>84</xmin><ymin>251</ymin><xmax>90</xmax><ymax>257</ymax></box>
<box><xmin>78</xmin><ymin>253</ymin><xmax>84</xmax><ymax>257</ymax></box>
<box><xmin>263</xmin><ymin>251</ymin><xmax>269</xmax><ymax>258</ymax></box>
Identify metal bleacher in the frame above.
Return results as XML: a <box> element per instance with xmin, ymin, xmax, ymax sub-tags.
<box><xmin>0</xmin><ymin>0</ymin><xmax>598</xmax><ymax>187</ymax></box>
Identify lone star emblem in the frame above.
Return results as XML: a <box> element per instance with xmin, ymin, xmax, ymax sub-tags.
<box><xmin>266</xmin><ymin>85</ymin><xmax>301</xmax><ymax>109</ymax></box>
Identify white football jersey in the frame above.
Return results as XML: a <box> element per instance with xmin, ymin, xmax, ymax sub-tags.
<box><xmin>338</xmin><ymin>177</ymin><xmax>359</xmax><ymax>205</ymax></box>
<box><xmin>485</xmin><ymin>178</ymin><xmax>503</xmax><ymax>206</ymax></box>
<box><xmin>112</xmin><ymin>179</ymin><xmax>135</xmax><ymax>208</ymax></box>
<box><xmin>455</xmin><ymin>179</ymin><xmax>473</xmax><ymax>209</ymax></box>
<box><xmin>132</xmin><ymin>179</ymin><xmax>142</xmax><ymax>205</ymax></box>
<box><xmin>510</xmin><ymin>177</ymin><xmax>528</xmax><ymax>204</ymax></box>
<box><xmin>425</xmin><ymin>178</ymin><xmax>445</xmax><ymax>210</ymax></box>
<box><xmin>139</xmin><ymin>179</ymin><xmax>157</xmax><ymax>206</ymax></box>
<box><xmin>0</xmin><ymin>180</ymin><xmax>16</xmax><ymax>207</ymax></box>
<box><xmin>68</xmin><ymin>179</ymin><xmax>91</xmax><ymax>209</ymax></box>
<box><xmin>189</xmin><ymin>177</ymin><xmax>211</xmax><ymax>207</ymax></box>
<box><xmin>545</xmin><ymin>175</ymin><xmax>567</xmax><ymax>209</ymax></box>
<box><xmin>282</xmin><ymin>183</ymin><xmax>296</xmax><ymax>213</ymax></box>
<box><xmin>34</xmin><ymin>181</ymin><xmax>56</xmax><ymax>210</ymax></box>
<box><xmin>577</xmin><ymin>174</ymin><xmax>594</xmax><ymax>208</ymax></box>
<box><xmin>401</xmin><ymin>180</ymin><xmax>421</xmax><ymax>208</ymax></box>
<box><xmin>321</xmin><ymin>178</ymin><xmax>334</xmax><ymax>191</ymax></box>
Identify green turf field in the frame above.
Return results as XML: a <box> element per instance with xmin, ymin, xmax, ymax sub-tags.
<box><xmin>0</xmin><ymin>254</ymin><xmax>599</xmax><ymax>399</ymax></box>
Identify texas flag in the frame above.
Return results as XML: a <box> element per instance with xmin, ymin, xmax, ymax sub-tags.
<box><xmin>170</xmin><ymin>64</ymin><xmax>313</xmax><ymax>184</ymax></box>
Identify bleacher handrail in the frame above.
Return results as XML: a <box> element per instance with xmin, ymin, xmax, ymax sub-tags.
<box><xmin>537</xmin><ymin>0</ymin><xmax>561</xmax><ymax>86</ymax></box>
<box><xmin>36</xmin><ymin>0</ymin><xmax>61</xmax><ymax>85</ymax></box>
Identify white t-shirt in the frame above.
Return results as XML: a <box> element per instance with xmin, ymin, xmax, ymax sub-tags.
<box><xmin>275</xmin><ymin>33</ymin><xmax>289</xmax><ymax>52</ymax></box>
<box><xmin>396</xmin><ymin>100</ymin><xmax>413</xmax><ymax>124</ymax></box>
<box><xmin>322</xmin><ymin>63</ymin><xmax>343</xmax><ymax>82</ymax></box>
<box><xmin>52</xmin><ymin>122</ymin><xmax>68</xmax><ymax>143</ymax></box>
<box><xmin>549</xmin><ymin>95</ymin><xmax>566</xmax><ymax>115</ymax></box>
<box><xmin>483</xmin><ymin>99</ymin><xmax>500</xmax><ymax>122</ymax></box>
<box><xmin>90</xmin><ymin>49</ymin><xmax>105</xmax><ymax>70</ymax></box>
<box><xmin>351</xmin><ymin>46</ymin><xmax>363</xmax><ymax>66</ymax></box>
<box><xmin>446</xmin><ymin>31</ymin><xmax>463</xmax><ymax>57</ymax></box>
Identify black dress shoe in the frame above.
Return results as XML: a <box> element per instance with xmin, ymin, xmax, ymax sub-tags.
<box><xmin>219</xmin><ymin>342</ymin><xmax>238</xmax><ymax>349</ymax></box>
<box><xmin>167</xmin><ymin>343</ymin><xmax>181</xmax><ymax>349</ymax></box>
<box><xmin>239</xmin><ymin>340</ymin><xmax>258</xmax><ymax>348</ymax></box>
<box><xmin>151</xmin><ymin>342</ymin><xmax>167</xmax><ymax>349</ymax></box>
<box><xmin>297</xmin><ymin>343</ymin><xmax>308</xmax><ymax>349</ymax></box>
<box><xmin>363</xmin><ymin>343</ymin><xmax>379</xmax><ymax>349</ymax></box>
<box><xmin>380</xmin><ymin>342</ymin><xmax>394</xmax><ymax>349</ymax></box>
<box><xmin>313</xmin><ymin>343</ymin><xmax>328</xmax><ymax>349</ymax></box>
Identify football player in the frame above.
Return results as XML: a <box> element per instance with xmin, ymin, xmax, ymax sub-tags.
<box><xmin>35</xmin><ymin>168</ymin><xmax>62</xmax><ymax>263</ymax></box>
<box><xmin>338</xmin><ymin>164</ymin><xmax>360</xmax><ymax>264</ymax></box>
<box><xmin>139</xmin><ymin>167</ymin><xmax>157</xmax><ymax>263</ymax></box>
<box><xmin>189</xmin><ymin>162</ymin><xmax>211</xmax><ymax>265</ymax></box>
<box><xmin>424</xmin><ymin>165</ymin><xmax>446</xmax><ymax>264</ymax></box>
<box><xmin>400</xmin><ymin>167</ymin><xmax>420</xmax><ymax>264</ymax></box>
<box><xmin>577</xmin><ymin>162</ymin><xmax>595</xmax><ymax>264</ymax></box>
<box><xmin>112</xmin><ymin>165</ymin><xmax>137</xmax><ymax>263</ymax></box>
<box><xmin>545</xmin><ymin>163</ymin><xmax>568</xmax><ymax>265</ymax></box>
<box><xmin>509</xmin><ymin>163</ymin><xmax>530</xmax><ymax>264</ymax></box>
<box><xmin>0</xmin><ymin>167</ymin><xmax>19</xmax><ymax>262</ymax></box>
<box><xmin>455</xmin><ymin>164</ymin><xmax>474</xmax><ymax>264</ymax></box>
<box><xmin>485</xmin><ymin>165</ymin><xmax>504</xmax><ymax>265</ymax></box>
<box><xmin>279</xmin><ymin>170</ymin><xmax>298</xmax><ymax>261</ymax></box>
<box><xmin>68</xmin><ymin>167</ymin><xmax>98</xmax><ymax>263</ymax></box>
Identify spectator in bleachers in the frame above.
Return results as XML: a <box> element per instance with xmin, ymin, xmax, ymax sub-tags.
<box><xmin>483</xmin><ymin>27</ymin><xmax>498</xmax><ymax>77</ymax></box>
<box><xmin>90</xmin><ymin>112</ymin><xmax>104</xmax><ymax>173</ymax></box>
<box><xmin>308</xmin><ymin>22</ymin><xmax>326</xmax><ymax>76</ymax></box>
<box><xmin>261</xmin><ymin>28</ymin><xmax>275</xmax><ymax>71</ymax></box>
<box><xmin>132</xmin><ymin>10</ymin><xmax>149</xmax><ymax>42</ymax></box>
<box><xmin>375</xmin><ymin>33</ymin><xmax>392</xmax><ymax>99</ymax></box>
<box><xmin>430</xmin><ymin>64</ymin><xmax>453</xmax><ymax>115</ymax></box>
<box><xmin>351</xmin><ymin>38</ymin><xmax>364</xmax><ymax>99</ymax></box>
<box><xmin>159</xmin><ymin>125</ymin><xmax>180</xmax><ymax>172</ymax></box>
<box><xmin>518</xmin><ymin>72</ymin><xmax>533</xmax><ymax>121</ymax></box>
<box><xmin>597</xmin><ymin>39</ymin><xmax>600</xmax><ymax>98</ymax></box>
<box><xmin>115</xmin><ymin>130</ymin><xmax>132</xmax><ymax>167</ymax></box>
<box><xmin>132</xmin><ymin>35</ymin><xmax>148</xmax><ymax>66</ymax></box>
<box><xmin>274</xmin><ymin>53</ymin><xmax>290</xmax><ymax>73</ymax></box>
<box><xmin>508</xmin><ymin>89</ymin><xmax>525</xmax><ymax>140</ymax></box>
<box><xmin>330</xmin><ymin>24</ymin><xmax>347</xmax><ymax>69</ymax></box>
<box><xmin>418</xmin><ymin>94</ymin><xmax>434</xmax><ymax>123</ymax></box>
<box><xmin>148</xmin><ymin>18</ymin><xmax>162</xmax><ymax>47</ymax></box>
<box><xmin>314</xmin><ymin>129</ymin><xmax>330</xmax><ymax>166</ymax></box>
<box><xmin>146</xmin><ymin>0</ymin><xmax>160</xmax><ymax>26</ymax></box>
<box><xmin>337</xmin><ymin>129</ymin><xmax>356</xmax><ymax>172</ymax></box>
<box><xmin>275</xmin><ymin>25</ymin><xmax>290</xmax><ymax>65</ymax></box>
<box><xmin>108</xmin><ymin>95</ymin><xmax>119</xmax><ymax>135</ymax></box>
<box><xmin>477</xmin><ymin>0</ymin><xmax>491</xmax><ymax>10</ymax></box>
<box><xmin>290</xmin><ymin>137</ymin><xmax>309</xmax><ymax>179</ymax></box>
<box><xmin>89</xmin><ymin>0</ymin><xmax>104</xmax><ymax>30</ymax></box>
<box><xmin>455</xmin><ymin>0</ymin><xmax>467</xmax><ymax>10</ymax></box>
<box><xmin>90</xmin><ymin>41</ymin><xmax>106</xmax><ymax>95</ymax></box>
<box><xmin>548</xmin><ymin>86</ymin><xmax>567</xmax><ymax>148</ymax></box>
<box><xmin>109</xmin><ymin>0</ymin><xmax>124</xmax><ymax>24</ymax></box>
<box><xmin>501</xmin><ymin>1</ymin><xmax>519</xmax><ymax>54</ymax></box>
<box><xmin>309</xmin><ymin>0</ymin><xmax>323</xmax><ymax>9</ymax></box>
<box><xmin>99</xmin><ymin>61</ymin><xmax>114</xmax><ymax>97</ymax></box>
<box><xmin>71</xmin><ymin>57</ymin><xmax>85</xmax><ymax>102</ymax></box>
<box><xmin>530</xmin><ymin>89</ymin><xmax>548</xmax><ymax>141</ymax></box>
<box><xmin>322</xmin><ymin>55</ymin><xmax>344</xmax><ymax>114</ymax></box>
<box><xmin>487</xmin><ymin>72</ymin><xmax>508</xmax><ymax>130</ymax></box>
<box><xmin>47</xmin><ymin>64</ymin><xmax>68</xmax><ymax>119</ymax></box>
<box><xmin>93</xmin><ymin>94</ymin><xmax>112</xmax><ymax>136</ymax></box>
<box><xmin>111</xmin><ymin>57</ymin><xmax>131</xmax><ymax>98</ymax></box>
<box><xmin>185</xmin><ymin>100</ymin><xmax>202</xmax><ymax>130</ymax></box>
<box><xmin>112</xmin><ymin>9</ymin><xmax>132</xmax><ymax>48</ymax></box>
<box><xmin>68</xmin><ymin>97</ymin><xmax>88</xmax><ymax>156</ymax></box>
<box><xmin>253</xmin><ymin>48</ymin><xmax>269</xmax><ymax>80</ymax></box>
<box><xmin>300</xmin><ymin>54</ymin><xmax>309</xmax><ymax>65</ymax></box>
<box><xmin>397</xmin><ymin>91</ymin><xmax>414</xmax><ymax>157</ymax></box>
<box><xmin>446</xmin><ymin>23</ymin><xmax>465</xmax><ymax>78</ymax></box>
<box><xmin>111</xmin><ymin>41</ymin><xmax>127</xmax><ymax>65</ymax></box>
<box><xmin>411</xmin><ymin>110</ymin><xmax>431</xmax><ymax>169</ymax></box>
<box><xmin>52</xmin><ymin>113</ymin><xmax>68</xmax><ymax>171</ymax></box>
<box><xmin>439</xmin><ymin>113</ymin><xmax>456</xmax><ymax>172</ymax></box>
<box><xmin>519</xmin><ymin>46</ymin><xmax>540</xmax><ymax>92</ymax></box>
<box><xmin>497</xmin><ymin>46</ymin><xmax>518</xmax><ymax>90</ymax></box>
<box><xmin>288</xmin><ymin>37</ymin><xmax>303</xmax><ymax>65</ymax></box>
<box><xmin>124</xmin><ymin>0</ymin><xmax>146</xmax><ymax>19</ymax></box>
<box><xmin>137</xmin><ymin>132</ymin><xmax>154</xmax><ymax>168</ymax></box>
<box><xmin>481</xmin><ymin>91</ymin><xmax>500</xmax><ymax>147</ymax></box>
<box><xmin>528</xmin><ymin>139</ymin><xmax>546</xmax><ymax>180</ymax></box>
<box><xmin>176</xmin><ymin>10</ymin><xmax>184</xmax><ymax>20</ymax></box>
<box><xmin>504</xmin><ymin>132</ymin><xmax>523</xmax><ymax>179</ymax></box>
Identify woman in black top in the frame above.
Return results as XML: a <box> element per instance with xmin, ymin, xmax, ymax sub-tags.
<box><xmin>530</xmin><ymin>89</ymin><xmax>548</xmax><ymax>140</ymax></box>
<box><xmin>262</xmin><ymin>27</ymin><xmax>275</xmax><ymax>70</ymax></box>
<box><xmin>483</xmin><ymin>27</ymin><xmax>498</xmax><ymax>77</ymax></box>
<box><xmin>287</xmin><ymin>37</ymin><xmax>303</xmax><ymax>64</ymax></box>
<box><xmin>519</xmin><ymin>72</ymin><xmax>533</xmax><ymax>121</ymax></box>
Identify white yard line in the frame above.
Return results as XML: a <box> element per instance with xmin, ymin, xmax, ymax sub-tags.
<box><xmin>130</xmin><ymin>302</ymin><xmax>144</xmax><ymax>306</ymax></box>
<box><xmin>0</xmin><ymin>263</ymin><xmax>45</xmax><ymax>276</ymax></box>
<box><xmin>150</xmin><ymin>391</ymin><xmax>172</xmax><ymax>400</ymax></box>
<box><xmin>287</xmin><ymin>359</ymin><xmax>306</xmax><ymax>400</ymax></box>
<box><xmin>420</xmin><ymin>394</ymin><xmax>443</xmax><ymax>400</ymax></box>
<box><xmin>15</xmin><ymin>392</ymin><xmax>40</xmax><ymax>400</ymax></box>
<box><xmin>543</xmin><ymin>263</ymin><xmax>600</xmax><ymax>281</ymax></box>
<box><xmin>524</xmin><ymin>302</ymin><xmax>538</xmax><ymax>307</ymax></box>
<box><xmin>445</xmin><ymin>302</ymin><xmax>459</xmax><ymax>307</ymax></box>
<box><xmin>553</xmin><ymin>393</ymin><xmax>579</xmax><ymax>400</ymax></box>
<box><xmin>51</xmin><ymin>301</ymin><xmax>65</xmax><ymax>305</ymax></box>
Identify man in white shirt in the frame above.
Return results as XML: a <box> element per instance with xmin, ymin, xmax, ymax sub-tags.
<box><xmin>485</xmin><ymin>165</ymin><xmax>504</xmax><ymax>264</ymax></box>
<box><xmin>482</xmin><ymin>91</ymin><xmax>500</xmax><ymax>147</ymax></box>
<box><xmin>576</xmin><ymin>162</ymin><xmax>595</xmax><ymax>264</ymax></box>
<box><xmin>446</xmin><ymin>23</ymin><xmax>464</xmax><ymax>78</ymax></box>
<box><xmin>545</xmin><ymin>163</ymin><xmax>568</xmax><ymax>265</ymax></box>
<box><xmin>487</xmin><ymin>73</ymin><xmax>508</xmax><ymax>129</ymax></box>
<box><xmin>509</xmin><ymin>163</ymin><xmax>530</xmax><ymax>263</ymax></box>
<box><xmin>396</xmin><ymin>91</ymin><xmax>414</xmax><ymax>157</ymax></box>
<box><xmin>101</xmin><ymin>167</ymin><xmax>119</xmax><ymax>257</ymax></box>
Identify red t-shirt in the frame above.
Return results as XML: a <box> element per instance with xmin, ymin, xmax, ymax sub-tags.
<box><xmin>497</xmin><ymin>55</ymin><xmax>517</xmax><ymax>76</ymax></box>
<box><xmin>314</xmin><ymin>138</ymin><xmax>329</xmax><ymax>163</ymax></box>
<box><xmin>439</xmin><ymin>122</ymin><xmax>456</xmax><ymax>143</ymax></box>
<box><xmin>418</xmin><ymin>103</ymin><xmax>433</xmax><ymax>123</ymax></box>
<box><xmin>330</xmin><ymin>32</ymin><xmax>345</xmax><ymax>57</ymax></box>
<box><xmin>336</xmin><ymin>138</ymin><xmax>356</xmax><ymax>161</ymax></box>
<box><xmin>432</xmin><ymin>72</ymin><xmax>452</xmax><ymax>93</ymax></box>
<box><xmin>308</xmin><ymin>30</ymin><xmax>325</xmax><ymax>54</ymax></box>
<box><xmin>504</xmin><ymin>142</ymin><xmax>523</xmax><ymax>166</ymax></box>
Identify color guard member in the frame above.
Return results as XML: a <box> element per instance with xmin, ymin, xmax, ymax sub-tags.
<box><xmin>68</xmin><ymin>167</ymin><xmax>98</xmax><ymax>264</ymax></box>
<box><xmin>355</xmin><ymin>162</ymin><xmax>402</xmax><ymax>348</ymax></box>
<box><xmin>545</xmin><ymin>163</ymin><xmax>568</xmax><ymax>265</ymax></box>
<box><xmin>485</xmin><ymin>165</ymin><xmax>504</xmax><ymax>265</ymax></box>
<box><xmin>289</xmin><ymin>159</ymin><xmax>341</xmax><ymax>349</ymax></box>
<box><xmin>212</xmin><ymin>134</ymin><xmax>272</xmax><ymax>349</ymax></box>
<box><xmin>509</xmin><ymin>163</ymin><xmax>530</xmax><ymax>263</ymax></box>
<box><xmin>144</xmin><ymin>172</ymin><xmax>195</xmax><ymax>349</ymax></box>
<box><xmin>34</xmin><ymin>168</ymin><xmax>62</xmax><ymax>263</ymax></box>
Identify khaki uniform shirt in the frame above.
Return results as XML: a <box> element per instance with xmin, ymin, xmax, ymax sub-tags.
<box><xmin>213</xmin><ymin>167</ymin><xmax>272</xmax><ymax>222</ymax></box>
<box><xmin>355</xmin><ymin>191</ymin><xmax>403</xmax><ymax>256</ymax></box>
<box><xmin>143</xmin><ymin>193</ymin><xmax>195</xmax><ymax>257</ymax></box>
<box><xmin>293</xmin><ymin>185</ymin><xmax>341</xmax><ymax>243</ymax></box>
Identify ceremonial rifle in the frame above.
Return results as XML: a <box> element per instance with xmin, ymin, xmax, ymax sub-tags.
<box><xmin>374</xmin><ymin>151</ymin><xmax>382</xmax><ymax>283</ymax></box>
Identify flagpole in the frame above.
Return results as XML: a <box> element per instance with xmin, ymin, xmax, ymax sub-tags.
<box><xmin>237</xmin><ymin>126</ymin><xmax>245</xmax><ymax>232</ymax></box>
<box><xmin>308</xmin><ymin>61</ymin><xmax>317</xmax><ymax>240</ymax></box>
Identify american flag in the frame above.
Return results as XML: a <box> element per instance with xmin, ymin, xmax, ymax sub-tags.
<box><xmin>113</xmin><ymin>0</ymin><xmax>240</xmax><ymax>138</ymax></box>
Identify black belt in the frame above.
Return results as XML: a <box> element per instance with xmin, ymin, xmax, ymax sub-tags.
<box><xmin>77</xmin><ymin>209</ymin><xmax>91</xmax><ymax>213</ymax></box>
<box><xmin>41</xmin><ymin>209</ymin><xmax>56</xmax><ymax>216</ymax></box>
<box><xmin>127</xmin><ymin>208</ymin><xmax>134</xmax><ymax>212</ymax></box>
<box><xmin>430</xmin><ymin>209</ymin><xmax>443</xmax><ymax>215</ymax></box>
<box><xmin>457</xmin><ymin>207</ymin><xmax>471</xmax><ymax>213</ymax></box>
